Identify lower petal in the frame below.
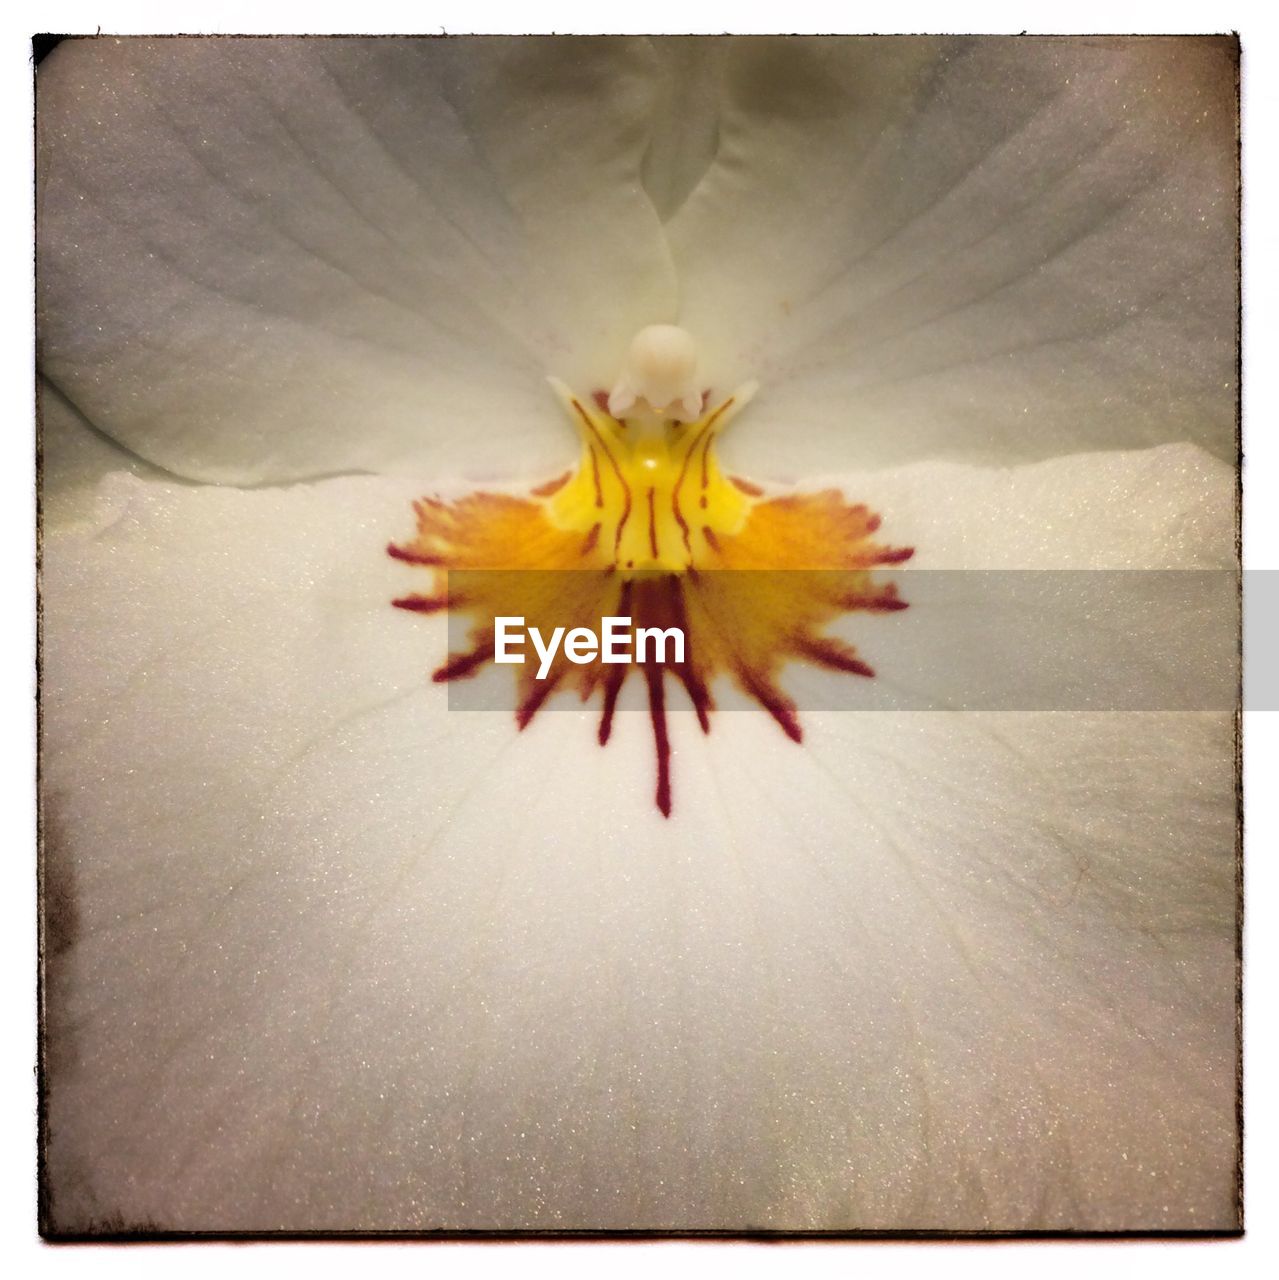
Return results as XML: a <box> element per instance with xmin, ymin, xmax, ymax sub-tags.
<box><xmin>41</xmin><ymin>445</ymin><xmax>1236</xmax><ymax>1231</ymax></box>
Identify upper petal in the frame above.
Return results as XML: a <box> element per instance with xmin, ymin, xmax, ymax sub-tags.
<box><xmin>37</xmin><ymin>37</ymin><xmax>677</xmax><ymax>485</ymax></box>
<box><xmin>667</xmin><ymin>37</ymin><xmax>1238</xmax><ymax>476</ymax></box>
<box><xmin>638</xmin><ymin>37</ymin><xmax>729</xmax><ymax>222</ymax></box>
<box><xmin>38</xmin><ymin>377</ymin><xmax>168</xmax><ymax>532</ymax></box>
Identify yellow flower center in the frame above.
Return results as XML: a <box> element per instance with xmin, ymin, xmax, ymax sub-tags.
<box><xmin>541</xmin><ymin>377</ymin><xmax>756</xmax><ymax>574</ymax></box>
<box><xmin>389</xmin><ymin>331</ymin><xmax>912</xmax><ymax>816</ymax></box>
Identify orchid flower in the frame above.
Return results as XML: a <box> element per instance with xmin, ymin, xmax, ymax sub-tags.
<box><xmin>38</xmin><ymin>36</ymin><xmax>1239</xmax><ymax>1234</ymax></box>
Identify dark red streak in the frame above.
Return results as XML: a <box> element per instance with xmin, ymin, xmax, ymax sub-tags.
<box><xmin>672</xmin><ymin>497</ymin><xmax>692</xmax><ymax>554</ymax></box>
<box><xmin>572</xmin><ymin>399</ymin><xmax>632</xmax><ymax>553</ymax></box>
<box><xmin>693</xmin><ymin>398</ymin><xmax>732</xmax><ymax>492</ymax></box>
<box><xmin>699</xmin><ymin>430</ymin><xmax>714</xmax><ymax>490</ymax></box>
<box><xmin>644</xmin><ymin>663</ymin><xmax>672</xmax><ymax>817</ymax></box>
<box><xmin>872</xmin><ymin>546</ymin><xmax>915</xmax><ymax>565</ymax></box>
<box><xmin>387</xmin><ymin>542</ymin><xmax>441</xmax><ymax>566</ymax></box>
<box><xmin>597</xmin><ymin>581</ymin><xmax>633</xmax><ymax>745</ymax></box>
<box><xmin>671</xmin><ymin>423</ymin><xmax>712</xmax><ymax>556</ymax></box>
<box><xmin>702</xmin><ymin>527</ymin><xmax>721</xmax><ymax>553</ymax></box>
<box><xmin>647</xmin><ymin>487</ymin><xmax>659</xmax><ymax>559</ymax></box>
<box><xmin>581</xmin><ymin>523</ymin><xmax>601</xmax><ymax>555</ymax></box>
<box><xmin>432</xmin><ymin>642</ymin><xmax>493</xmax><ymax>683</ymax></box>
<box><xmin>794</xmin><ymin>636</ymin><xmax>875</xmax><ymax>679</ymax></box>
<box><xmin>392</xmin><ymin>595</ymin><xmax>448</xmax><ymax>613</ymax></box>
<box><xmin>663</xmin><ymin>575</ymin><xmax>711</xmax><ymax>732</ymax></box>
<box><xmin>597</xmin><ymin>665</ymin><xmax>626</xmax><ymax>746</ymax></box>
<box><xmin>587</xmin><ymin>445</ymin><xmax>603</xmax><ymax>507</ymax></box>
<box><xmin>736</xmin><ymin>666</ymin><xmax>803</xmax><ymax>743</ymax></box>
<box><xmin>516</xmin><ymin>673</ymin><xmax>562</xmax><ymax>729</ymax></box>
<box><xmin>841</xmin><ymin>591</ymin><xmax>909</xmax><ymax>612</ymax></box>
<box><xmin>730</xmin><ymin>476</ymin><xmax>764</xmax><ymax>497</ymax></box>
<box><xmin>703</xmin><ymin>397</ymin><xmax>734</xmax><ymax>432</ymax></box>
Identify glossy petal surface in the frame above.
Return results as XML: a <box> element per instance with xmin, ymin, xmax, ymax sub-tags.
<box><xmin>37</xmin><ymin>37</ymin><xmax>676</xmax><ymax>484</ymax></box>
<box><xmin>41</xmin><ymin>447</ymin><xmax>1237</xmax><ymax>1232</ymax></box>
<box><xmin>669</xmin><ymin>38</ymin><xmax>1238</xmax><ymax>477</ymax></box>
<box><xmin>38</xmin><ymin>34</ymin><xmax>1239</xmax><ymax>1237</ymax></box>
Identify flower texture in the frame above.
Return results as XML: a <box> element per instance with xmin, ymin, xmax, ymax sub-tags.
<box><xmin>38</xmin><ymin>36</ymin><xmax>1239</xmax><ymax>1234</ymax></box>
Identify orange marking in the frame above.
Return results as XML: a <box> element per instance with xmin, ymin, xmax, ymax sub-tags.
<box><xmin>390</xmin><ymin>394</ymin><xmax>913</xmax><ymax>816</ymax></box>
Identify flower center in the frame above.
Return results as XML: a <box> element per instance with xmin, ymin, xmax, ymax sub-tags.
<box><xmin>542</xmin><ymin>374</ymin><xmax>757</xmax><ymax>574</ymax></box>
<box><xmin>389</xmin><ymin>326</ymin><xmax>913</xmax><ymax>816</ymax></box>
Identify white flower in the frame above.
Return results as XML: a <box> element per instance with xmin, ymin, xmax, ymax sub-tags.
<box><xmin>38</xmin><ymin>36</ymin><xmax>1238</xmax><ymax>1233</ymax></box>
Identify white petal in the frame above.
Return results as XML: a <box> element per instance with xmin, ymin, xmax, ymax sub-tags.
<box><xmin>37</xmin><ymin>37</ymin><xmax>676</xmax><ymax>486</ymax></box>
<box><xmin>837</xmin><ymin>441</ymin><xmax>1237</xmax><ymax>570</ymax></box>
<box><xmin>669</xmin><ymin>37</ymin><xmax>1237</xmax><ymax>474</ymax></box>
<box><xmin>41</xmin><ymin>447</ymin><xmax>1235</xmax><ymax>1231</ymax></box>
<box><xmin>639</xmin><ymin>37</ymin><xmax>728</xmax><ymax>221</ymax></box>
<box><xmin>698</xmin><ymin>707</ymin><xmax>1235</xmax><ymax>1229</ymax></box>
<box><xmin>39</xmin><ymin>378</ymin><xmax>169</xmax><ymax>533</ymax></box>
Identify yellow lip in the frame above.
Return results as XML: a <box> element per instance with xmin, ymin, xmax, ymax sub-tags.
<box><xmin>390</xmin><ymin>382</ymin><xmax>912</xmax><ymax>816</ymax></box>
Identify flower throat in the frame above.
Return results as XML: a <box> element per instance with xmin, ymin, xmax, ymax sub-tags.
<box><xmin>389</xmin><ymin>326</ymin><xmax>912</xmax><ymax>816</ymax></box>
